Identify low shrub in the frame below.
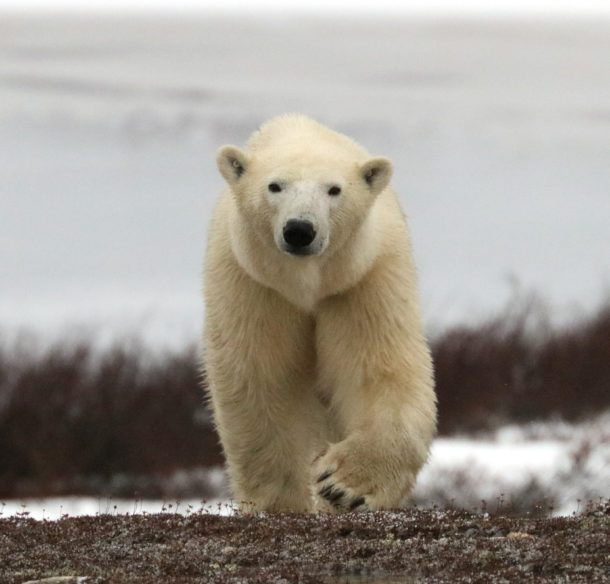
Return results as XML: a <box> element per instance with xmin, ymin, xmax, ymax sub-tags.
<box><xmin>1</xmin><ymin>292</ymin><xmax>608</xmax><ymax>496</ymax></box>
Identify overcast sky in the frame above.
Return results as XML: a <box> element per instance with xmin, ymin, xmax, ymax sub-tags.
<box><xmin>2</xmin><ymin>0</ymin><xmax>610</xmax><ymax>15</ymax></box>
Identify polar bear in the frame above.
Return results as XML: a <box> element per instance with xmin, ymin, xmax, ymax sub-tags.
<box><xmin>204</xmin><ymin>114</ymin><xmax>436</xmax><ymax>512</ymax></box>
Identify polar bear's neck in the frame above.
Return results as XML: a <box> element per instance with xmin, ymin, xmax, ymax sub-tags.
<box><xmin>274</xmin><ymin>260</ymin><xmax>324</xmax><ymax>313</ymax></box>
<box><xmin>233</xmin><ymin>240</ymin><xmax>324</xmax><ymax>313</ymax></box>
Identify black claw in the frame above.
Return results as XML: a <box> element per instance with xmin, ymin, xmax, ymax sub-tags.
<box><xmin>349</xmin><ymin>496</ymin><xmax>366</xmax><ymax>511</ymax></box>
<box><xmin>329</xmin><ymin>489</ymin><xmax>345</xmax><ymax>503</ymax></box>
<box><xmin>317</xmin><ymin>470</ymin><xmax>333</xmax><ymax>483</ymax></box>
<box><xmin>319</xmin><ymin>485</ymin><xmax>333</xmax><ymax>499</ymax></box>
<box><xmin>319</xmin><ymin>484</ymin><xmax>345</xmax><ymax>505</ymax></box>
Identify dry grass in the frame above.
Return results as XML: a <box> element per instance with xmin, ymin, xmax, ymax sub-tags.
<box><xmin>0</xmin><ymin>340</ymin><xmax>222</xmax><ymax>498</ymax></box>
<box><xmin>1</xmin><ymin>292</ymin><xmax>609</xmax><ymax>498</ymax></box>
<box><xmin>432</xmin><ymin>294</ymin><xmax>610</xmax><ymax>434</ymax></box>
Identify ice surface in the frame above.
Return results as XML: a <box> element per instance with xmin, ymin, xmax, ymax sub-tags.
<box><xmin>0</xmin><ymin>497</ymin><xmax>235</xmax><ymax>521</ymax></box>
<box><xmin>1</xmin><ymin>16</ymin><xmax>610</xmax><ymax>346</ymax></box>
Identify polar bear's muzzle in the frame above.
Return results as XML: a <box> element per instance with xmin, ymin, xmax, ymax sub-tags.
<box><xmin>270</xmin><ymin>180</ymin><xmax>331</xmax><ymax>257</ymax></box>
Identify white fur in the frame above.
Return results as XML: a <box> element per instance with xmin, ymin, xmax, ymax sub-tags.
<box><xmin>204</xmin><ymin>114</ymin><xmax>436</xmax><ymax>512</ymax></box>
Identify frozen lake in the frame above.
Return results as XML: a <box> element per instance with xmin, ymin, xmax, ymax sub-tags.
<box><xmin>1</xmin><ymin>15</ymin><xmax>609</xmax><ymax>346</ymax></box>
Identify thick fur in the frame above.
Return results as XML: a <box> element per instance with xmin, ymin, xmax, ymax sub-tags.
<box><xmin>204</xmin><ymin>114</ymin><xmax>436</xmax><ymax>512</ymax></box>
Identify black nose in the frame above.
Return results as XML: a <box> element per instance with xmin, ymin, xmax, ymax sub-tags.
<box><xmin>283</xmin><ymin>219</ymin><xmax>316</xmax><ymax>249</ymax></box>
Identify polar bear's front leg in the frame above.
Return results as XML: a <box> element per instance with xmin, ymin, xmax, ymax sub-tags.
<box><xmin>213</xmin><ymin>377</ymin><xmax>323</xmax><ymax>512</ymax></box>
<box><xmin>205</xmin><ymin>268</ymin><xmax>324</xmax><ymax>512</ymax></box>
<box><xmin>313</xmin><ymin>260</ymin><xmax>437</xmax><ymax>512</ymax></box>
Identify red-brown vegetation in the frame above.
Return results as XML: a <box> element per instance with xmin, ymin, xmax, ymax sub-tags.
<box><xmin>1</xmin><ymin>294</ymin><xmax>608</xmax><ymax>498</ymax></box>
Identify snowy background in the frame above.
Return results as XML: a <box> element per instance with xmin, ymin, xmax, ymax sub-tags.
<box><xmin>1</xmin><ymin>11</ymin><xmax>609</xmax><ymax>517</ymax></box>
<box><xmin>1</xmin><ymin>14</ymin><xmax>609</xmax><ymax>347</ymax></box>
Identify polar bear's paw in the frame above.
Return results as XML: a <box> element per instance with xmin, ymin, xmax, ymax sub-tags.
<box><xmin>316</xmin><ymin>475</ymin><xmax>369</xmax><ymax>512</ymax></box>
<box><xmin>313</xmin><ymin>441</ymin><xmax>391</xmax><ymax>512</ymax></box>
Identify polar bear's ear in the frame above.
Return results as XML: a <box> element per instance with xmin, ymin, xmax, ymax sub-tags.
<box><xmin>217</xmin><ymin>145</ymin><xmax>250</xmax><ymax>184</ymax></box>
<box><xmin>360</xmin><ymin>157</ymin><xmax>393</xmax><ymax>196</ymax></box>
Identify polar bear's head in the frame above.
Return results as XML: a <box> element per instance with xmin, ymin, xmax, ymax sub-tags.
<box><xmin>216</xmin><ymin>115</ymin><xmax>392</xmax><ymax>258</ymax></box>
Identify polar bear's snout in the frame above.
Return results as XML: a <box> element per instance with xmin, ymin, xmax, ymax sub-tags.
<box><xmin>268</xmin><ymin>178</ymin><xmax>332</xmax><ymax>257</ymax></box>
<box><xmin>282</xmin><ymin>219</ymin><xmax>317</xmax><ymax>255</ymax></box>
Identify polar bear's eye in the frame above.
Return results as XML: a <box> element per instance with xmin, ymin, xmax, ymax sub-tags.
<box><xmin>268</xmin><ymin>183</ymin><xmax>282</xmax><ymax>193</ymax></box>
<box><xmin>328</xmin><ymin>186</ymin><xmax>341</xmax><ymax>196</ymax></box>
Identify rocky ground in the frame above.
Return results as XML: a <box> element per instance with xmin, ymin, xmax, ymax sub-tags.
<box><xmin>1</xmin><ymin>502</ymin><xmax>609</xmax><ymax>584</ymax></box>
